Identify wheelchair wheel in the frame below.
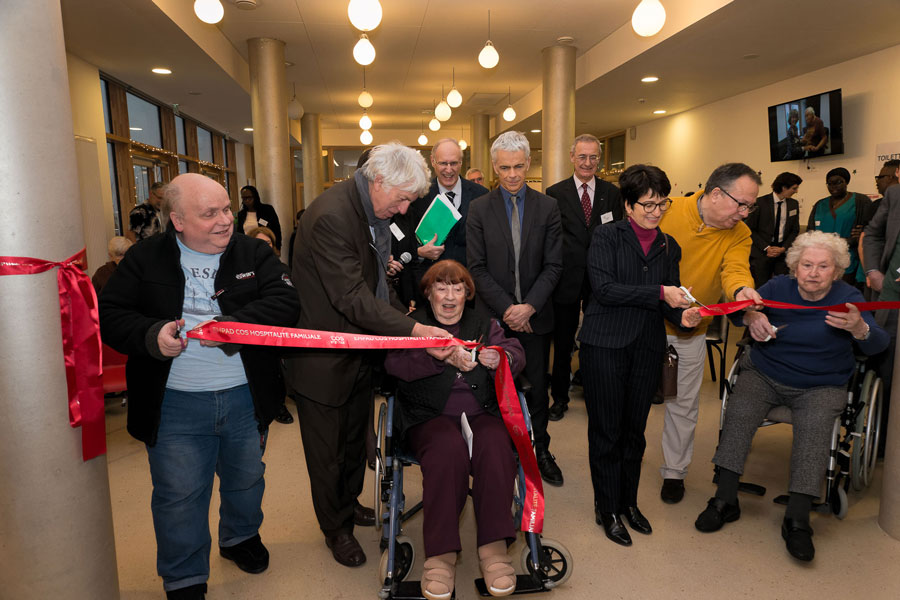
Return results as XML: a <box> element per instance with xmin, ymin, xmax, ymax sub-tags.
<box><xmin>519</xmin><ymin>537</ymin><xmax>573</xmax><ymax>589</ymax></box>
<box><xmin>832</xmin><ymin>485</ymin><xmax>849</xmax><ymax>520</ymax></box>
<box><xmin>378</xmin><ymin>535</ymin><xmax>415</xmax><ymax>585</ymax></box>
<box><xmin>374</xmin><ymin>402</ymin><xmax>387</xmax><ymax>529</ymax></box>
<box><xmin>851</xmin><ymin>372</ymin><xmax>883</xmax><ymax>491</ymax></box>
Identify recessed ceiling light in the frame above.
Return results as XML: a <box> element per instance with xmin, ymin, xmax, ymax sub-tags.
<box><xmin>188</xmin><ymin>91</ymin><xmax>202</xmax><ymax>96</ymax></box>
<box><xmin>151</xmin><ymin>68</ymin><xmax>172</xmax><ymax>75</ymax></box>
<box><xmin>530</xmin><ymin>129</ymin><xmax>541</xmax><ymax>133</ymax></box>
<box><xmin>285</xmin><ymin>61</ymin><xmax>295</xmax><ymax>67</ymax></box>
<box><xmin>129</xmin><ymin>127</ymin><xmax>143</xmax><ymax>131</ymax></box>
<box><xmin>742</xmin><ymin>53</ymin><xmax>760</xmax><ymax>60</ymax></box>
<box><xmin>653</xmin><ymin>109</ymin><xmax>666</xmax><ymax>114</ymax></box>
<box><xmin>641</xmin><ymin>76</ymin><xmax>659</xmax><ymax>83</ymax></box>
<box><xmin>243</xmin><ymin>127</ymin><xmax>254</xmax><ymax>132</ymax></box>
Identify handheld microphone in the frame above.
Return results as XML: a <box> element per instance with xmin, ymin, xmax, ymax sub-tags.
<box><xmin>399</xmin><ymin>252</ymin><xmax>413</xmax><ymax>264</ymax></box>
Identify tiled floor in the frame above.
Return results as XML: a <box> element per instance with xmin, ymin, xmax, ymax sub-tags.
<box><xmin>106</xmin><ymin>345</ymin><xmax>900</xmax><ymax>599</ymax></box>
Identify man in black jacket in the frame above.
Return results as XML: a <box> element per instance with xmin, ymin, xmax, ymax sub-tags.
<box><xmin>545</xmin><ymin>134</ymin><xmax>623</xmax><ymax>421</ymax></box>
<box><xmin>100</xmin><ymin>174</ymin><xmax>300</xmax><ymax>600</ymax></box>
<box><xmin>744</xmin><ymin>172</ymin><xmax>802</xmax><ymax>288</ymax></box>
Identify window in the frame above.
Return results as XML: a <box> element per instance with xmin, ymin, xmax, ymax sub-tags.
<box><xmin>221</xmin><ymin>137</ymin><xmax>228</xmax><ymax>167</ymax></box>
<box><xmin>178</xmin><ymin>160</ymin><xmax>188</xmax><ymax>174</ymax></box>
<box><xmin>107</xmin><ymin>142</ymin><xmax>121</xmax><ymax>235</ymax></box>
<box><xmin>126</xmin><ymin>92</ymin><xmax>162</xmax><ymax>148</ymax></box>
<box><xmin>293</xmin><ymin>151</ymin><xmax>303</xmax><ymax>182</ymax></box>
<box><xmin>197</xmin><ymin>126</ymin><xmax>213</xmax><ymax>163</ymax></box>
<box><xmin>608</xmin><ymin>134</ymin><xmax>626</xmax><ymax>172</ymax></box>
<box><xmin>101</xmin><ymin>80</ymin><xmax>111</xmax><ymax>135</ymax></box>
<box><xmin>175</xmin><ymin>115</ymin><xmax>186</xmax><ymax>156</ymax></box>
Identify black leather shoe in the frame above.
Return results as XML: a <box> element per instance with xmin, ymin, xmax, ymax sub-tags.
<box><xmin>166</xmin><ymin>583</ymin><xmax>206</xmax><ymax>600</ymax></box>
<box><xmin>694</xmin><ymin>497</ymin><xmax>741</xmax><ymax>532</ymax></box>
<box><xmin>660</xmin><ymin>478</ymin><xmax>685</xmax><ymax>504</ymax></box>
<box><xmin>781</xmin><ymin>518</ymin><xmax>815</xmax><ymax>561</ymax></box>
<box><xmin>622</xmin><ymin>506</ymin><xmax>652</xmax><ymax>534</ymax></box>
<box><xmin>219</xmin><ymin>534</ymin><xmax>269</xmax><ymax>574</ymax></box>
<box><xmin>353</xmin><ymin>501</ymin><xmax>375</xmax><ymax>527</ymax></box>
<box><xmin>535</xmin><ymin>448</ymin><xmax>564</xmax><ymax>487</ymax></box>
<box><xmin>547</xmin><ymin>400</ymin><xmax>568</xmax><ymax>421</ymax></box>
<box><xmin>274</xmin><ymin>404</ymin><xmax>294</xmax><ymax>424</ymax></box>
<box><xmin>325</xmin><ymin>532</ymin><xmax>367</xmax><ymax>567</ymax></box>
<box><xmin>596</xmin><ymin>511</ymin><xmax>632</xmax><ymax>546</ymax></box>
<box><xmin>571</xmin><ymin>369</ymin><xmax>583</xmax><ymax>387</ymax></box>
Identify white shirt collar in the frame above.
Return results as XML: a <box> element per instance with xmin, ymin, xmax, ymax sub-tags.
<box><xmin>573</xmin><ymin>174</ymin><xmax>594</xmax><ymax>193</ymax></box>
<box><xmin>438</xmin><ymin>177</ymin><xmax>463</xmax><ymax>199</ymax></box>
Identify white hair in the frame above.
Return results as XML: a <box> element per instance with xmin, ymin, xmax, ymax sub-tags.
<box><xmin>570</xmin><ymin>133</ymin><xmax>601</xmax><ymax>155</ymax></box>
<box><xmin>785</xmin><ymin>230</ymin><xmax>850</xmax><ymax>277</ymax></box>
<box><xmin>491</xmin><ymin>131</ymin><xmax>530</xmax><ymax>162</ymax></box>
<box><xmin>361</xmin><ymin>142</ymin><xmax>432</xmax><ymax>197</ymax></box>
<box><xmin>804</xmin><ymin>107</ymin><xmax>816</xmax><ymax>117</ymax></box>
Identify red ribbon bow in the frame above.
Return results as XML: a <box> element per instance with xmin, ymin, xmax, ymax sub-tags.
<box><xmin>0</xmin><ymin>249</ymin><xmax>105</xmax><ymax>461</ymax></box>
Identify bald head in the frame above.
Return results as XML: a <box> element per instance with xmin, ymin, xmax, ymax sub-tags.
<box><xmin>431</xmin><ymin>139</ymin><xmax>463</xmax><ymax>189</ymax></box>
<box><xmin>167</xmin><ymin>173</ymin><xmax>234</xmax><ymax>254</ymax></box>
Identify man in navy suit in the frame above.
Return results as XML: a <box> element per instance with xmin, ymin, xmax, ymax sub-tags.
<box><xmin>744</xmin><ymin>172</ymin><xmax>802</xmax><ymax>288</ymax></box>
<box><xmin>467</xmin><ymin>131</ymin><xmax>564</xmax><ymax>486</ymax></box>
<box><xmin>545</xmin><ymin>134</ymin><xmax>624</xmax><ymax>421</ymax></box>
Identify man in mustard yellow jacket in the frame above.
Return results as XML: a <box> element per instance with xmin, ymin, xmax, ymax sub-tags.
<box><xmin>657</xmin><ymin>163</ymin><xmax>763</xmax><ymax>504</ymax></box>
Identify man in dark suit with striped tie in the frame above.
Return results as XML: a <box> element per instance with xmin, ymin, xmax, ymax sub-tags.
<box><xmin>744</xmin><ymin>172</ymin><xmax>802</xmax><ymax>288</ymax></box>
<box><xmin>467</xmin><ymin>131</ymin><xmax>564</xmax><ymax>486</ymax></box>
<box><xmin>545</xmin><ymin>134</ymin><xmax>624</xmax><ymax>421</ymax></box>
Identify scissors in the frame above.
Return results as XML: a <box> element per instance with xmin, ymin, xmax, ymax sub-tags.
<box><xmin>763</xmin><ymin>324</ymin><xmax>788</xmax><ymax>342</ymax></box>
<box><xmin>679</xmin><ymin>286</ymin><xmax>709</xmax><ymax>309</ymax></box>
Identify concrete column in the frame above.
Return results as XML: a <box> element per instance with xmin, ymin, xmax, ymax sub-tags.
<box><xmin>248</xmin><ymin>38</ymin><xmax>292</xmax><ymax>257</ymax></box>
<box><xmin>541</xmin><ymin>44</ymin><xmax>576</xmax><ymax>193</ymax></box>
<box><xmin>0</xmin><ymin>2</ymin><xmax>119</xmax><ymax>598</ymax></box>
<box><xmin>300</xmin><ymin>113</ymin><xmax>324</xmax><ymax>208</ymax></box>
<box><xmin>470</xmin><ymin>113</ymin><xmax>491</xmax><ymax>185</ymax></box>
<box><xmin>879</xmin><ymin>331</ymin><xmax>900</xmax><ymax>539</ymax></box>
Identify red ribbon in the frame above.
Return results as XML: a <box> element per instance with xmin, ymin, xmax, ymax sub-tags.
<box><xmin>188</xmin><ymin>321</ymin><xmax>544</xmax><ymax>533</ymax></box>
<box><xmin>698</xmin><ymin>298</ymin><xmax>900</xmax><ymax>317</ymax></box>
<box><xmin>0</xmin><ymin>249</ymin><xmax>105</xmax><ymax>461</ymax></box>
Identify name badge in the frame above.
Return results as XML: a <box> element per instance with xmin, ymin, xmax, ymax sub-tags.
<box><xmin>259</xmin><ymin>218</ymin><xmax>268</xmax><ymax>227</ymax></box>
<box><xmin>815</xmin><ymin>220</ymin><xmax>821</xmax><ymax>226</ymax></box>
<box><xmin>600</xmin><ymin>211</ymin><xmax>614</xmax><ymax>224</ymax></box>
<box><xmin>390</xmin><ymin>222</ymin><xmax>405</xmax><ymax>241</ymax></box>
<box><xmin>789</xmin><ymin>209</ymin><xmax>797</xmax><ymax>217</ymax></box>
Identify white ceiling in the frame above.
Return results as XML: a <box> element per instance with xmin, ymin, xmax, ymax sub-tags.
<box><xmin>60</xmin><ymin>0</ymin><xmax>900</xmax><ymax>148</ymax></box>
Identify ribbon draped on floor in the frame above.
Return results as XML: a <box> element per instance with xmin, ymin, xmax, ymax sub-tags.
<box><xmin>0</xmin><ymin>249</ymin><xmax>105</xmax><ymax>461</ymax></box>
<box><xmin>188</xmin><ymin>321</ymin><xmax>546</xmax><ymax>533</ymax></box>
<box><xmin>697</xmin><ymin>298</ymin><xmax>900</xmax><ymax>317</ymax></box>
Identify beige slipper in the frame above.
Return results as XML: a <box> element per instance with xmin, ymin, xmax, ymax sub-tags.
<box><xmin>421</xmin><ymin>552</ymin><xmax>456</xmax><ymax>600</ymax></box>
<box><xmin>478</xmin><ymin>541</ymin><xmax>516</xmax><ymax>597</ymax></box>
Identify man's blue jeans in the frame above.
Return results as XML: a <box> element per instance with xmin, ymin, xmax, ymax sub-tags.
<box><xmin>146</xmin><ymin>384</ymin><xmax>267</xmax><ymax>591</ymax></box>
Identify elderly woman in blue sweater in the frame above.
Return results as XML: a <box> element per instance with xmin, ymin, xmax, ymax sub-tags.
<box><xmin>694</xmin><ymin>230</ymin><xmax>888</xmax><ymax>562</ymax></box>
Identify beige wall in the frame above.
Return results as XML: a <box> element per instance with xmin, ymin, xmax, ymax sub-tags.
<box><xmin>628</xmin><ymin>43</ymin><xmax>900</xmax><ymax>225</ymax></box>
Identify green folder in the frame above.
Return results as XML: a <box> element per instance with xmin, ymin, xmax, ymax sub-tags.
<box><xmin>415</xmin><ymin>194</ymin><xmax>462</xmax><ymax>246</ymax></box>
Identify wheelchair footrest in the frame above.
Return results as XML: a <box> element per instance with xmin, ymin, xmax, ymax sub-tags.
<box><xmin>772</xmin><ymin>494</ymin><xmax>789</xmax><ymax>505</ymax></box>
<box><xmin>738</xmin><ymin>481</ymin><xmax>767</xmax><ymax>496</ymax></box>
<box><xmin>475</xmin><ymin>575</ymin><xmax>549</xmax><ymax>596</ymax></box>
<box><xmin>387</xmin><ymin>580</ymin><xmax>454</xmax><ymax>600</ymax></box>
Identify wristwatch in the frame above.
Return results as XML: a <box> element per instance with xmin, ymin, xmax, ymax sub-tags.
<box><xmin>734</xmin><ymin>286</ymin><xmax>747</xmax><ymax>298</ymax></box>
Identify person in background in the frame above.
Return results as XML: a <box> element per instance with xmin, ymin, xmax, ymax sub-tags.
<box><xmin>126</xmin><ymin>181</ymin><xmax>166</xmax><ymax>242</ymax></box>
<box><xmin>238</xmin><ymin>185</ymin><xmax>282</xmax><ymax>252</ymax></box>
<box><xmin>807</xmin><ymin>167</ymin><xmax>875</xmax><ymax>290</ymax></box>
<box><xmin>656</xmin><ymin>163</ymin><xmax>762</xmax><ymax>504</ymax></box>
<box><xmin>92</xmin><ymin>236</ymin><xmax>133</xmax><ymax>295</ymax></box>
<box><xmin>745</xmin><ymin>172</ymin><xmax>802</xmax><ymax>288</ymax></box>
<box><xmin>465</xmin><ymin>167</ymin><xmax>485</xmax><ymax>186</ymax></box>
<box><xmin>800</xmin><ymin>107</ymin><xmax>827</xmax><ymax>157</ymax></box>
<box><xmin>545</xmin><ymin>133</ymin><xmax>624</xmax><ymax>422</ymax></box>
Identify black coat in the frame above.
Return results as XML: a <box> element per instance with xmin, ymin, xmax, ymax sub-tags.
<box><xmin>238</xmin><ymin>201</ymin><xmax>282</xmax><ymax>250</ymax></box>
<box><xmin>545</xmin><ymin>176</ymin><xmax>624</xmax><ymax>304</ymax></box>
<box><xmin>745</xmin><ymin>192</ymin><xmax>800</xmax><ymax>261</ymax></box>
<box><xmin>99</xmin><ymin>227</ymin><xmax>300</xmax><ymax>445</ymax></box>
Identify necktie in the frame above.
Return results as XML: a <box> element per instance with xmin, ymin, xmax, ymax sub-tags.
<box><xmin>445</xmin><ymin>190</ymin><xmax>458</xmax><ymax>209</ymax></box>
<box><xmin>510</xmin><ymin>195</ymin><xmax>522</xmax><ymax>302</ymax></box>
<box><xmin>773</xmin><ymin>201</ymin><xmax>782</xmax><ymax>246</ymax></box>
<box><xmin>581</xmin><ymin>183</ymin><xmax>592</xmax><ymax>223</ymax></box>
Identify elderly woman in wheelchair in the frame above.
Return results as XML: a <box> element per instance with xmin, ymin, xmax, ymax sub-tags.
<box><xmin>694</xmin><ymin>230</ymin><xmax>888</xmax><ymax>561</ymax></box>
<box><xmin>383</xmin><ymin>260</ymin><xmax>526</xmax><ymax>599</ymax></box>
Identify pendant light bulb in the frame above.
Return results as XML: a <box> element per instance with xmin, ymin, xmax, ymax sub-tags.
<box><xmin>360</xmin><ymin>129</ymin><xmax>374</xmax><ymax>145</ymax></box>
<box><xmin>359</xmin><ymin>111</ymin><xmax>373</xmax><ymax>130</ymax></box>
<box><xmin>478</xmin><ymin>41</ymin><xmax>499</xmax><ymax>69</ymax></box>
<box><xmin>348</xmin><ymin>0</ymin><xmax>383</xmax><ymax>32</ymax></box>
<box><xmin>287</xmin><ymin>83</ymin><xmax>304</xmax><ymax>120</ymax></box>
<box><xmin>631</xmin><ymin>0</ymin><xmax>666</xmax><ymax>37</ymax></box>
<box><xmin>502</xmin><ymin>106</ymin><xmax>516</xmax><ymax>122</ymax></box>
<box><xmin>435</xmin><ymin>99</ymin><xmax>452</xmax><ymax>122</ymax></box>
<box><xmin>428</xmin><ymin>117</ymin><xmax>441</xmax><ymax>132</ymax></box>
<box><xmin>353</xmin><ymin>34</ymin><xmax>376</xmax><ymax>66</ymax></box>
<box><xmin>418</xmin><ymin>133</ymin><xmax>429</xmax><ymax>146</ymax></box>
<box><xmin>459</xmin><ymin>139</ymin><xmax>468</xmax><ymax>151</ymax></box>
<box><xmin>194</xmin><ymin>0</ymin><xmax>224</xmax><ymax>24</ymax></box>
<box><xmin>358</xmin><ymin>90</ymin><xmax>374</xmax><ymax>108</ymax></box>
<box><xmin>447</xmin><ymin>87</ymin><xmax>463</xmax><ymax>108</ymax></box>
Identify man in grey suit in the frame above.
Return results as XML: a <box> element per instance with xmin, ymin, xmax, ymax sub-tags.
<box><xmin>467</xmin><ymin>131</ymin><xmax>564</xmax><ymax>485</ymax></box>
<box><xmin>283</xmin><ymin>143</ymin><xmax>449</xmax><ymax>568</ymax></box>
<box><xmin>545</xmin><ymin>134</ymin><xmax>624</xmax><ymax>421</ymax></box>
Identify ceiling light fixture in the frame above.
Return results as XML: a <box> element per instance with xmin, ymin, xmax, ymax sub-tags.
<box><xmin>151</xmin><ymin>67</ymin><xmax>172</xmax><ymax>75</ymax></box>
<box><xmin>193</xmin><ymin>0</ymin><xmax>224</xmax><ymax>24</ymax></box>
<box><xmin>418</xmin><ymin>121</ymin><xmax>428</xmax><ymax>146</ymax></box>
<box><xmin>502</xmin><ymin>86</ymin><xmax>516</xmax><ymax>122</ymax></box>
<box><xmin>447</xmin><ymin>68</ymin><xmax>463</xmax><ymax>108</ymax></box>
<box><xmin>653</xmin><ymin>109</ymin><xmax>666</xmax><ymax>114</ymax></box>
<box><xmin>530</xmin><ymin>129</ymin><xmax>541</xmax><ymax>133</ymax></box>
<box><xmin>459</xmin><ymin>128</ymin><xmax>468</xmax><ymax>151</ymax></box>
<box><xmin>348</xmin><ymin>0</ymin><xmax>382</xmax><ymax>32</ymax></box>
<box><xmin>359</xmin><ymin>110</ymin><xmax>373</xmax><ymax>130</ymax></box>
<box><xmin>435</xmin><ymin>86</ymin><xmax>452</xmax><ymax>122</ymax></box>
<box><xmin>353</xmin><ymin>34</ymin><xmax>376</xmax><ymax>66</ymax></box>
<box><xmin>288</xmin><ymin>83</ymin><xmax>304</xmax><ymax>120</ymax></box>
<box><xmin>360</xmin><ymin>129</ymin><xmax>373</xmax><ymax>145</ymax></box>
<box><xmin>478</xmin><ymin>10</ymin><xmax>499</xmax><ymax>69</ymax></box>
<box><xmin>243</xmin><ymin>127</ymin><xmax>254</xmax><ymax>132</ymax></box>
<box><xmin>631</xmin><ymin>0</ymin><xmax>666</xmax><ymax>37</ymax></box>
<box><xmin>358</xmin><ymin>67</ymin><xmax>374</xmax><ymax>108</ymax></box>
<box><xmin>641</xmin><ymin>76</ymin><xmax>659</xmax><ymax>83</ymax></box>
<box><xmin>429</xmin><ymin>116</ymin><xmax>441</xmax><ymax>132</ymax></box>
<box><xmin>129</xmin><ymin>127</ymin><xmax>143</xmax><ymax>131</ymax></box>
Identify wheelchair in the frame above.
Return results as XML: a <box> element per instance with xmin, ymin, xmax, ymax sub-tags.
<box><xmin>374</xmin><ymin>391</ymin><xmax>573</xmax><ymax>599</ymax></box>
<box><xmin>717</xmin><ymin>340</ymin><xmax>884</xmax><ymax>519</ymax></box>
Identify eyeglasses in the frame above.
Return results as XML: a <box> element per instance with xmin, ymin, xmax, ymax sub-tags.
<box><xmin>634</xmin><ymin>199</ymin><xmax>672</xmax><ymax>213</ymax></box>
<box><xmin>876</xmin><ymin>174</ymin><xmax>892</xmax><ymax>180</ymax></box>
<box><xmin>436</xmin><ymin>161</ymin><xmax>461</xmax><ymax>169</ymax></box>
<box><xmin>575</xmin><ymin>154</ymin><xmax>600</xmax><ymax>163</ymax></box>
<box><xmin>717</xmin><ymin>187</ymin><xmax>757</xmax><ymax>214</ymax></box>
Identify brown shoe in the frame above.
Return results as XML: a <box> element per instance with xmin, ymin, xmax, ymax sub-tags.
<box><xmin>353</xmin><ymin>501</ymin><xmax>375</xmax><ymax>527</ymax></box>
<box><xmin>325</xmin><ymin>532</ymin><xmax>366</xmax><ymax>567</ymax></box>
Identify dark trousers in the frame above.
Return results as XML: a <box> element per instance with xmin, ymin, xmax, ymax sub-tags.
<box><xmin>551</xmin><ymin>299</ymin><xmax>582</xmax><ymax>404</ymax></box>
<box><xmin>507</xmin><ymin>329</ymin><xmax>552</xmax><ymax>450</ymax></box>
<box><xmin>294</xmin><ymin>364</ymin><xmax>371</xmax><ymax>537</ymax></box>
<box><xmin>408</xmin><ymin>414</ymin><xmax>516</xmax><ymax>557</ymax></box>
<box><xmin>582</xmin><ymin>340</ymin><xmax>661</xmax><ymax>512</ymax></box>
<box><xmin>750</xmin><ymin>256</ymin><xmax>788</xmax><ymax>289</ymax></box>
